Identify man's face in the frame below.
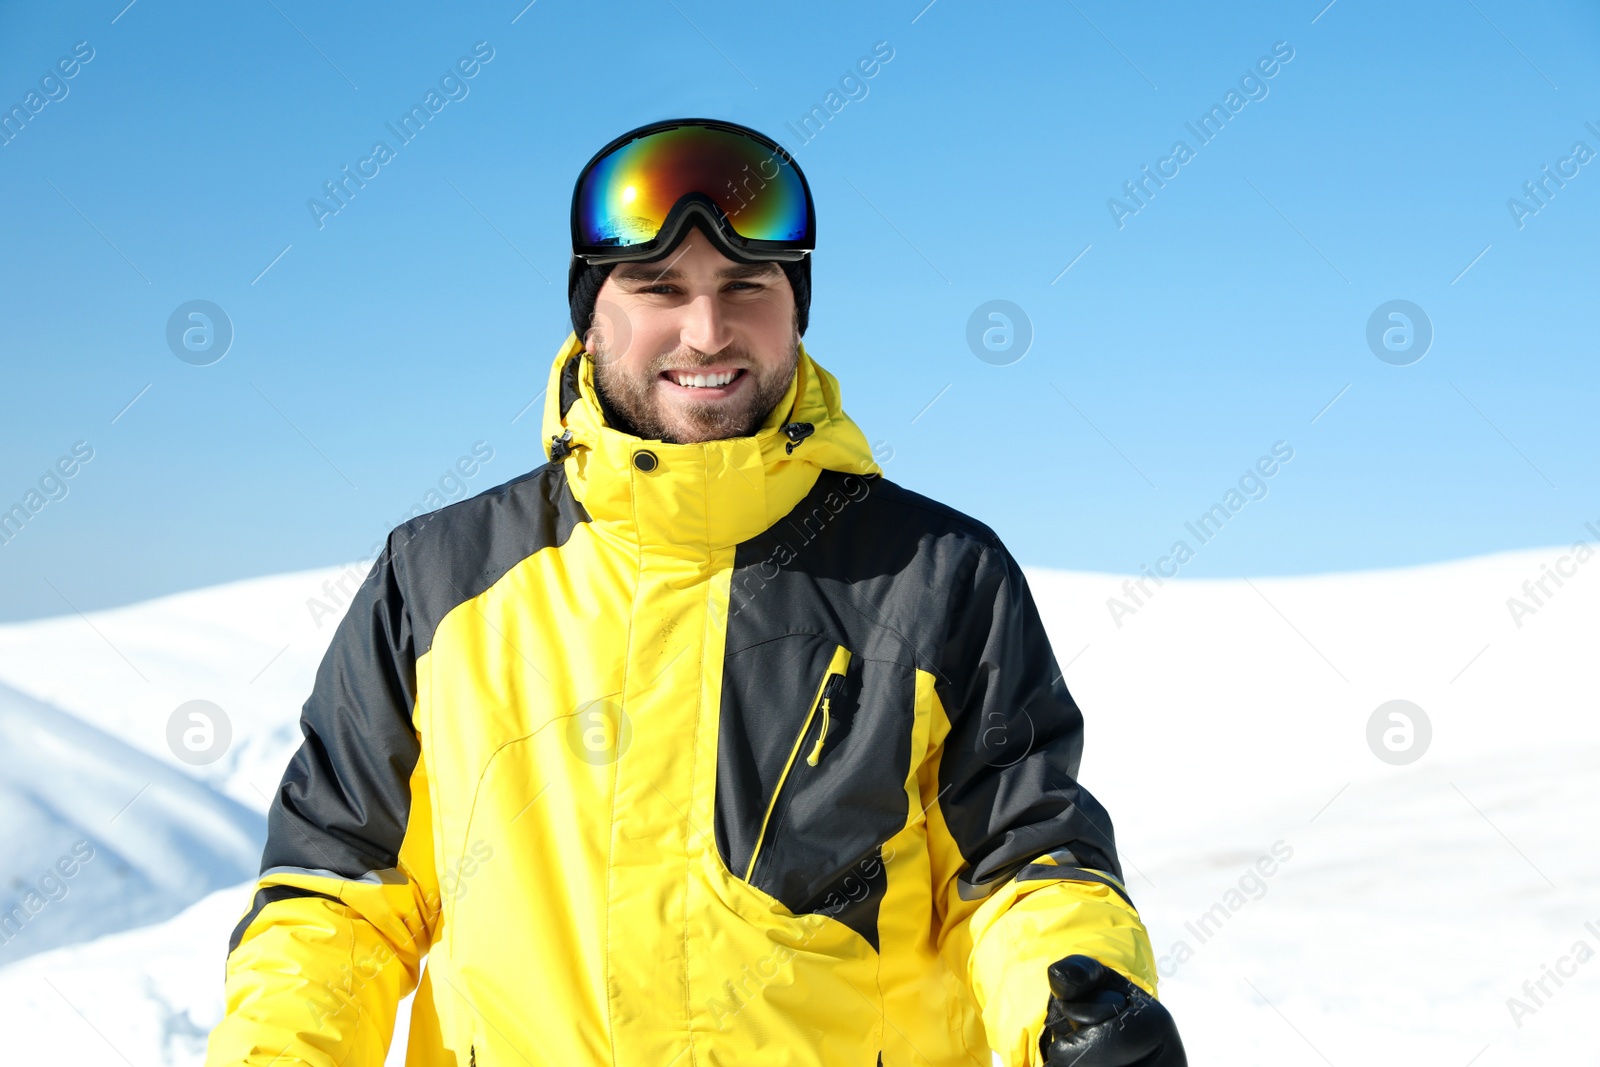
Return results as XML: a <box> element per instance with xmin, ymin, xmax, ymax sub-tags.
<box><xmin>584</xmin><ymin>228</ymin><xmax>799</xmax><ymax>445</ymax></box>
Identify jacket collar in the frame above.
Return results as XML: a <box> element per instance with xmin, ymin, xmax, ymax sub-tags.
<box><xmin>538</xmin><ymin>333</ymin><xmax>882</xmax><ymax>551</ymax></box>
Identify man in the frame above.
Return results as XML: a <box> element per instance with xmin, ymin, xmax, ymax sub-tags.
<box><xmin>207</xmin><ymin>118</ymin><xmax>1185</xmax><ymax>1067</ymax></box>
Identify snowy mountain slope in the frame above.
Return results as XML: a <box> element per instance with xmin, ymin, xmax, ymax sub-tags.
<box><xmin>1024</xmin><ymin>549</ymin><xmax>1600</xmax><ymax>850</ymax></box>
<box><xmin>0</xmin><ymin>564</ymin><xmax>357</xmax><ymax>812</ymax></box>
<box><xmin>0</xmin><ymin>548</ymin><xmax>1593</xmax><ymax>1065</ymax></box>
<box><xmin>1136</xmin><ymin>743</ymin><xmax>1600</xmax><ymax>1064</ymax></box>
<box><xmin>0</xmin><ymin>884</ymin><xmax>240</xmax><ymax>1067</ymax></box>
<box><xmin>0</xmin><ymin>879</ymin><xmax>415</xmax><ymax>1067</ymax></box>
<box><xmin>0</xmin><ymin>683</ymin><xmax>265</xmax><ymax>965</ymax></box>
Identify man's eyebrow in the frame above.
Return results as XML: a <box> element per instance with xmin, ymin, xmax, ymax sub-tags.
<box><xmin>611</xmin><ymin>262</ymin><xmax>782</xmax><ymax>284</ymax></box>
<box><xmin>718</xmin><ymin>262</ymin><xmax>784</xmax><ymax>281</ymax></box>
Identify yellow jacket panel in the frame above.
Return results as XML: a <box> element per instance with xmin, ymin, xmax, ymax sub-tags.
<box><xmin>206</xmin><ymin>336</ymin><xmax>1158</xmax><ymax>1067</ymax></box>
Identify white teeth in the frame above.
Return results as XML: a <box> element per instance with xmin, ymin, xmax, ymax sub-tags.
<box><xmin>670</xmin><ymin>370</ymin><xmax>735</xmax><ymax>388</ymax></box>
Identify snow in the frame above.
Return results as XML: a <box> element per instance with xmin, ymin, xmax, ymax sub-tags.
<box><xmin>0</xmin><ymin>883</ymin><xmax>415</xmax><ymax>1067</ymax></box>
<box><xmin>0</xmin><ymin>564</ymin><xmax>363</xmax><ymax>811</ymax></box>
<box><xmin>1029</xmin><ymin>551</ymin><xmax>1600</xmax><ymax>1064</ymax></box>
<box><xmin>0</xmin><ymin>682</ymin><xmax>264</xmax><ymax>963</ymax></box>
<box><xmin>0</xmin><ymin>549</ymin><xmax>1594</xmax><ymax>1065</ymax></box>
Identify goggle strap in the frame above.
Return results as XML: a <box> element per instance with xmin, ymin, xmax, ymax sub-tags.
<box><xmin>577</xmin><ymin>200</ymin><xmax>810</xmax><ymax>266</ymax></box>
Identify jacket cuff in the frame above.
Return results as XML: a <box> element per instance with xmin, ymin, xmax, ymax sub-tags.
<box><xmin>965</xmin><ymin>875</ymin><xmax>1158</xmax><ymax>1066</ymax></box>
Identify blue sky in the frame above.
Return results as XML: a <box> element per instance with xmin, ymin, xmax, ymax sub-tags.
<box><xmin>1</xmin><ymin>0</ymin><xmax>1597</xmax><ymax>621</ymax></box>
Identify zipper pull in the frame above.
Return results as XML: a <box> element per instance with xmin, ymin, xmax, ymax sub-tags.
<box><xmin>803</xmin><ymin>647</ymin><xmax>851</xmax><ymax>767</ymax></box>
<box><xmin>806</xmin><ymin>695</ymin><xmax>832</xmax><ymax>766</ymax></box>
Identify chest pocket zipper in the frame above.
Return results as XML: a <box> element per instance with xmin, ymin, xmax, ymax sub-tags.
<box><xmin>744</xmin><ymin>643</ymin><xmax>852</xmax><ymax>881</ymax></box>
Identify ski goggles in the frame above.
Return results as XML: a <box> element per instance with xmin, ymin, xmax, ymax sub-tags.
<box><xmin>571</xmin><ymin>118</ymin><xmax>815</xmax><ymax>265</ymax></box>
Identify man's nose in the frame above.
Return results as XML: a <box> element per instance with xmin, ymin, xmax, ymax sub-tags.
<box><xmin>679</xmin><ymin>293</ymin><xmax>734</xmax><ymax>355</ymax></box>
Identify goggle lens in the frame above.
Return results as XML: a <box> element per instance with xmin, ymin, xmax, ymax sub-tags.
<box><xmin>574</xmin><ymin>124</ymin><xmax>811</xmax><ymax>251</ymax></box>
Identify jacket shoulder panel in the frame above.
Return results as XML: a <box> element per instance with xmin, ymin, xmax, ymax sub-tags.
<box><xmin>725</xmin><ymin>472</ymin><xmax>1002</xmax><ymax>668</ymax></box>
<box><xmin>849</xmin><ymin>474</ymin><xmax>1005</xmax><ymax>551</ymax></box>
<box><xmin>389</xmin><ymin>461</ymin><xmax>590</xmax><ymax>659</ymax></box>
<box><xmin>256</xmin><ymin>463</ymin><xmax>588</xmax><ymax>890</ymax></box>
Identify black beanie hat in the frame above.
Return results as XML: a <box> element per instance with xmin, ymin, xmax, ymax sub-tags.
<box><xmin>569</xmin><ymin>220</ymin><xmax>811</xmax><ymax>342</ymax></box>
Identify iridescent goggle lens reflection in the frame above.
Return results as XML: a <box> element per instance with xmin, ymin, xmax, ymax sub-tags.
<box><xmin>574</xmin><ymin>125</ymin><xmax>810</xmax><ymax>249</ymax></box>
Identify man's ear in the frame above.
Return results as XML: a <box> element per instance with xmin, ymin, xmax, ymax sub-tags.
<box><xmin>582</xmin><ymin>313</ymin><xmax>604</xmax><ymax>356</ymax></box>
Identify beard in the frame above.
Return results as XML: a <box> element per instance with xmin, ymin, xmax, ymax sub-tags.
<box><xmin>589</xmin><ymin>335</ymin><xmax>800</xmax><ymax>445</ymax></box>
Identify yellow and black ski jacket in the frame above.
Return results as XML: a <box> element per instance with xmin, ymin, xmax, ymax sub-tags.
<box><xmin>207</xmin><ymin>335</ymin><xmax>1159</xmax><ymax>1067</ymax></box>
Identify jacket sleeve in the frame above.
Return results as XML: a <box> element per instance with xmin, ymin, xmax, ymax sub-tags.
<box><xmin>206</xmin><ymin>531</ymin><xmax>440</xmax><ymax>1067</ymax></box>
<box><xmin>918</xmin><ymin>536</ymin><xmax>1158</xmax><ymax>1067</ymax></box>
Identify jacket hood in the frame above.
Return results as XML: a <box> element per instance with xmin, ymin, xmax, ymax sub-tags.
<box><xmin>538</xmin><ymin>332</ymin><xmax>882</xmax><ymax>550</ymax></box>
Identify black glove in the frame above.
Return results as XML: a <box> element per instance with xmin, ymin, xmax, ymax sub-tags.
<box><xmin>1039</xmin><ymin>955</ymin><xmax>1186</xmax><ymax>1067</ymax></box>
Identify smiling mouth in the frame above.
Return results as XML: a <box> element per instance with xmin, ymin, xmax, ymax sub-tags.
<box><xmin>659</xmin><ymin>367</ymin><xmax>747</xmax><ymax>392</ymax></box>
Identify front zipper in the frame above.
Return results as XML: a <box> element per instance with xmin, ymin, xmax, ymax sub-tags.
<box><xmin>743</xmin><ymin>643</ymin><xmax>852</xmax><ymax>881</ymax></box>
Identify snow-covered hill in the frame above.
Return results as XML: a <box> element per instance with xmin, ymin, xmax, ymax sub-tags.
<box><xmin>0</xmin><ymin>565</ymin><xmax>355</xmax><ymax>812</ymax></box>
<box><xmin>0</xmin><ymin>683</ymin><xmax>264</xmax><ymax>963</ymax></box>
<box><xmin>0</xmin><ymin>549</ymin><xmax>1594</xmax><ymax>1065</ymax></box>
